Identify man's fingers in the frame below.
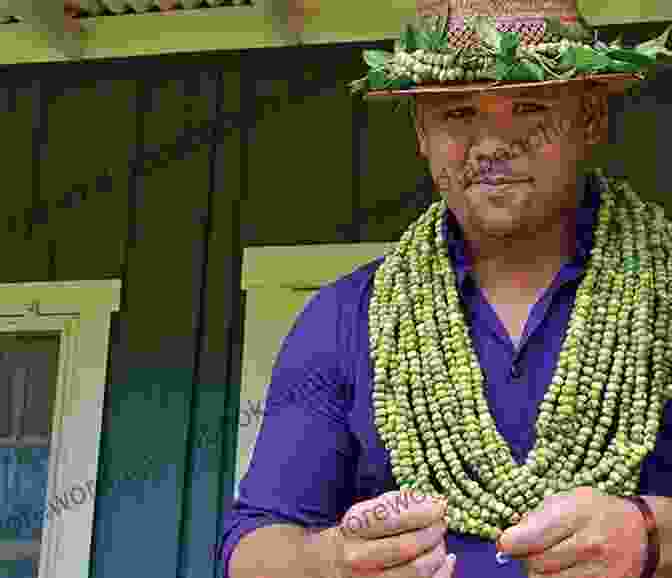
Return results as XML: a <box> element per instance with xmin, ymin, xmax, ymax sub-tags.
<box><xmin>351</xmin><ymin>539</ymin><xmax>449</xmax><ymax>578</ymax></box>
<box><xmin>337</xmin><ymin>491</ymin><xmax>449</xmax><ymax>578</ymax></box>
<box><xmin>432</xmin><ymin>554</ymin><xmax>457</xmax><ymax>578</ymax></box>
<box><xmin>343</xmin><ymin>491</ymin><xmax>447</xmax><ymax>540</ymax></box>
<box><xmin>346</xmin><ymin>521</ymin><xmax>446</xmax><ymax>573</ymax></box>
<box><xmin>407</xmin><ymin>538</ymin><xmax>447</xmax><ymax>578</ymax></box>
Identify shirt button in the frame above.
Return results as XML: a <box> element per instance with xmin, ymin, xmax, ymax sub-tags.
<box><xmin>510</xmin><ymin>364</ymin><xmax>522</xmax><ymax>379</ymax></box>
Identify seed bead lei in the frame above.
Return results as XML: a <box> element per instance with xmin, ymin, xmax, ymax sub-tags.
<box><xmin>369</xmin><ymin>168</ymin><xmax>672</xmax><ymax>541</ymax></box>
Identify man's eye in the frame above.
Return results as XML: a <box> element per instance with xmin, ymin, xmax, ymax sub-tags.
<box><xmin>443</xmin><ymin>107</ymin><xmax>475</xmax><ymax>120</ymax></box>
<box><xmin>513</xmin><ymin>102</ymin><xmax>547</xmax><ymax>114</ymax></box>
<box><xmin>442</xmin><ymin>102</ymin><xmax>546</xmax><ymax>120</ymax></box>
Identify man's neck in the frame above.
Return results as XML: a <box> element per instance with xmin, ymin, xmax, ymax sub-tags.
<box><xmin>469</xmin><ymin>173</ymin><xmax>587</xmax><ymax>298</ymax></box>
<box><xmin>466</xmin><ymin>215</ymin><xmax>578</xmax><ymax>299</ymax></box>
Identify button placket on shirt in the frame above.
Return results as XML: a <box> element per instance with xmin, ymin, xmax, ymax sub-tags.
<box><xmin>510</xmin><ymin>362</ymin><xmax>522</xmax><ymax>379</ymax></box>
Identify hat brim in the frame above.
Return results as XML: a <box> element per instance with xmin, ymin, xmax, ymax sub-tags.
<box><xmin>364</xmin><ymin>72</ymin><xmax>643</xmax><ymax>99</ymax></box>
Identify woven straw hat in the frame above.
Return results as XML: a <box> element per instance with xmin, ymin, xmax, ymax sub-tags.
<box><xmin>352</xmin><ymin>0</ymin><xmax>671</xmax><ymax>98</ymax></box>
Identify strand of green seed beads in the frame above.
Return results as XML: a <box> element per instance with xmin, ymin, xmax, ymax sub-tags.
<box><xmin>369</xmin><ymin>168</ymin><xmax>672</xmax><ymax>541</ymax></box>
<box><xmin>391</xmin><ymin>49</ymin><xmax>492</xmax><ymax>83</ymax></box>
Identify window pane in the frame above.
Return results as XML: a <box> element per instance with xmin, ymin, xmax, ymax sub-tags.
<box><xmin>0</xmin><ymin>332</ymin><xmax>60</xmax><ymax>578</ymax></box>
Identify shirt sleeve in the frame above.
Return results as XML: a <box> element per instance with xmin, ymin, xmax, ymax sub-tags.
<box><xmin>215</xmin><ymin>282</ymin><xmax>358</xmax><ymax>578</ymax></box>
<box><xmin>638</xmin><ymin>397</ymin><xmax>672</xmax><ymax>497</ymax></box>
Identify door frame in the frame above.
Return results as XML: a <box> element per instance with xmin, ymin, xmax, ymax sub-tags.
<box><xmin>241</xmin><ymin>243</ymin><xmax>393</xmax><ymax>290</ymax></box>
<box><xmin>0</xmin><ymin>279</ymin><xmax>120</xmax><ymax>578</ymax></box>
<box><xmin>236</xmin><ymin>243</ymin><xmax>392</xmax><ymax>494</ymax></box>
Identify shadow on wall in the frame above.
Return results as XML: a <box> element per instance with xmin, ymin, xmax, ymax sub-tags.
<box><xmin>0</xmin><ymin>389</ymin><xmax>304</xmax><ymax>535</ymax></box>
<box><xmin>0</xmin><ymin>418</ymin><xmax>228</xmax><ymax>535</ymax></box>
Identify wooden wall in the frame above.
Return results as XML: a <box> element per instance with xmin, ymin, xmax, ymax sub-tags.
<box><xmin>0</xmin><ymin>20</ymin><xmax>668</xmax><ymax>578</ymax></box>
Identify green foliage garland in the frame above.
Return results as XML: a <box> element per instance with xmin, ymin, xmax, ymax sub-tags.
<box><xmin>349</xmin><ymin>18</ymin><xmax>672</xmax><ymax>94</ymax></box>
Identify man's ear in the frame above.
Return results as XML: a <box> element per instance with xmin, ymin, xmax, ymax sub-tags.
<box><xmin>413</xmin><ymin>99</ymin><xmax>428</xmax><ymax>159</ymax></box>
<box><xmin>583</xmin><ymin>85</ymin><xmax>609</xmax><ymax>147</ymax></box>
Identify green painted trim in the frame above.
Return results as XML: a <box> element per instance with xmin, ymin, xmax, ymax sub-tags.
<box><xmin>0</xmin><ymin>23</ymin><xmax>67</xmax><ymax>64</ymax></box>
<box><xmin>297</xmin><ymin>0</ymin><xmax>415</xmax><ymax>45</ymax></box>
<box><xmin>578</xmin><ymin>0</ymin><xmax>672</xmax><ymax>26</ymax></box>
<box><xmin>0</xmin><ymin>0</ymin><xmax>671</xmax><ymax>65</ymax></box>
<box><xmin>79</xmin><ymin>7</ymin><xmax>296</xmax><ymax>60</ymax></box>
<box><xmin>0</xmin><ymin>6</ymin><xmax>298</xmax><ymax>65</ymax></box>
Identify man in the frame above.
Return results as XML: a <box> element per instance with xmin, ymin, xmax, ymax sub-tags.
<box><xmin>217</xmin><ymin>1</ymin><xmax>672</xmax><ymax>578</ymax></box>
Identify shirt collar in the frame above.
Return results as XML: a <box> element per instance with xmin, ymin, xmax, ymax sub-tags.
<box><xmin>440</xmin><ymin>172</ymin><xmax>602</xmax><ymax>288</ymax></box>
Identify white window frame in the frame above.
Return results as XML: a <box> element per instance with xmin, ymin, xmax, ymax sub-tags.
<box><xmin>0</xmin><ymin>279</ymin><xmax>120</xmax><ymax>578</ymax></box>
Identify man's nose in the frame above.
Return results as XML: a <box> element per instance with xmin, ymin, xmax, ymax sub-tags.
<box><xmin>476</xmin><ymin>94</ymin><xmax>514</xmax><ymax>115</ymax></box>
<box><xmin>474</xmin><ymin>95</ymin><xmax>516</xmax><ymax>129</ymax></box>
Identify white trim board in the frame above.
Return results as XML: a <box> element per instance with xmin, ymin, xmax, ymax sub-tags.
<box><xmin>241</xmin><ymin>243</ymin><xmax>393</xmax><ymax>290</ymax></box>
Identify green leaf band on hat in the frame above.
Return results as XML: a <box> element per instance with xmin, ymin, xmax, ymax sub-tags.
<box><xmin>348</xmin><ymin>0</ymin><xmax>672</xmax><ymax>97</ymax></box>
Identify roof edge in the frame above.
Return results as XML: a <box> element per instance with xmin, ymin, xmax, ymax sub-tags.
<box><xmin>0</xmin><ymin>0</ymin><xmax>670</xmax><ymax>65</ymax></box>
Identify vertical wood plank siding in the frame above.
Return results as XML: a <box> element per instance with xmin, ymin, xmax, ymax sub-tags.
<box><xmin>0</xmin><ymin>21</ymin><xmax>667</xmax><ymax>578</ymax></box>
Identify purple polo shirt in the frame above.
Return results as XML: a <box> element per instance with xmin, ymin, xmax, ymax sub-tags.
<box><xmin>217</xmin><ymin>173</ymin><xmax>672</xmax><ymax>578</ymax></box>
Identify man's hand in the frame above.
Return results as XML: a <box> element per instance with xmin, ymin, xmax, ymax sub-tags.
<box><xmin>496</xmin><ymin>486</ymin><xmax>648</xmax><ymax>578</ymax></box>
<box><xmin>317</xmin><ymin>490</ymin><xmax>456</xmax><ymax>578</ymax></box>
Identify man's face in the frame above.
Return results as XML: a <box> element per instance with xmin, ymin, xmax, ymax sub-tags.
<box><xmin>415</xmin><ymin>83</ymin><xmax>608</xmax><ymax>239</ymax></box>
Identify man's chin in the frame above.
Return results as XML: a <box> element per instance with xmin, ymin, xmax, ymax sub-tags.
<box><xmin>466</xmin><ymin>184</ymin><xmax>534</xmax><ymax>224</ymax></box>
<box><xmin>468</xmin><ymin>207</ymin><xmax>533</xmax><ymax>238</ymax></box>
<box><xmin>477</xmin><ymin>220</ymin><xmax>523</xmax><ymax>238</ymax></box>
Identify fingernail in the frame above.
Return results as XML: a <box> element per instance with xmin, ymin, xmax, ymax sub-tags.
<box><xmin>447</xmin><ymin>553</ymin><xmax>456</xmax><ymax>563</ymax></box>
